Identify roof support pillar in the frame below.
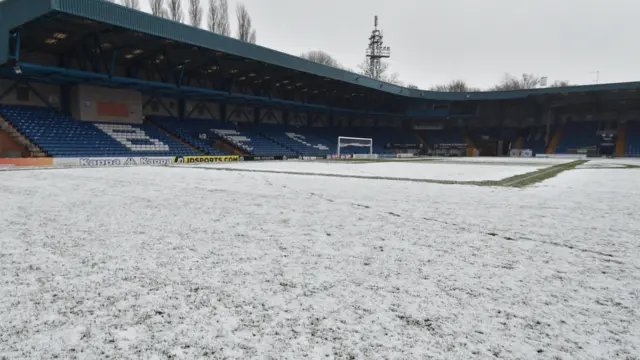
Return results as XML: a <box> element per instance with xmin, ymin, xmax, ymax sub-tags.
<box><xmin>228</xmin><ymin>75</ymin><xmax>236</xmax><ymax>94</ymax></box>
<box><xmin>220</xmin><ymin>104</ymin><xmax>227</xmax><ymax>122</ymax></box>
<box><xmin>60</xmin><ymin>84</ymin><xmax>71</xmax><ymax>116</ymax></box>
<box><xmin>8</xmin><ymin>30</ymin><xmax>20</xmax><ymax>61</ymax></box>
<box><xmin>178</xmin><ymin>65</ymin><xmax>186</xmax><ymax>88</ymax></box>
<box><xmin>178</xmin><ymin>98</ymin><xmax>186</xmax><ymax>121</ymax></box>
<box><xmin>108</xmin><ymin>51</ymin><xmax>118</xmax><ymax>78</ymax></box>
<box><xmin>92</xmin><ymin>32</ymin><xmax>104</xmax><ymax>74</ymax></box>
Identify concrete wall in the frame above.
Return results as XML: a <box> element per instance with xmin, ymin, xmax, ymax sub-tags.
<box><xmin>0</xmin><ymin>79</ymin><xmax>61</xmax><ymax>108</ymax></box>
<box><xmin>186</xmin><ymin>101</ymin><xmax>221</xmax><ymax>120</ymax></box>
<box><xmin>227</xmin><ymin>105</ymin><xmax>254</xmax><ymax>122</ymax></box>
<box><xmin>258</xmin><ymin>109</ymin><xmax>283</xmax><ymax>124</ymax></box>
<box><xmin>310</xmin><ymin>114</ymin><xmax>329</xmax><ymax>127</ymax></box>
<box><xmin>334</xmin><ymin>115</ymin><xmax>349</xmax><ymax>127</ymax></box>
<box><xmin>141</xmin><ymin>97</ymin><xmax>177</xmax><ymax>118</ymax></box>
<box><xmin>71</xmin><ymin>85</ymin><xmax>142</xmax><ymax>124</ymax></box>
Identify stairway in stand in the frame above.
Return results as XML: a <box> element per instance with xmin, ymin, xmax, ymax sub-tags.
<box><xmin>514</xmin><ymin>136</ymin><xmax>524</xmax><ymax>150</ymax></box>
<box><xmin>0</xmin><ymin>114</ymin><xmax>47</xmax><ymax>157</ymax></box>
<box><xmin>615</xmin><ymin>122</ymin><xmax>626</xmax><ymax>157</ymax></box>
<box><xmin>463</xmin><ymin>129</ymin><xmax>476</xmax><ymax>157</ymax></box>
<box><xmin>545</xmin><ymin>126</ymin><xmax>563</xmax><ymax>154</ymax></box>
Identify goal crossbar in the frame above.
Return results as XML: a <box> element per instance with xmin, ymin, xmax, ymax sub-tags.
<box><xmin>337</xmin><ymin>136</ymin><xmax>373</xmax><ymax>157</ymax></box>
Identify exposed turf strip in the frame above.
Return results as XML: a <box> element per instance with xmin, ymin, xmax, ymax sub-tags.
<box><xmin>178</xmin><ymin>160</ymin><xmax>588</xmax><ymax>188</ymax></box>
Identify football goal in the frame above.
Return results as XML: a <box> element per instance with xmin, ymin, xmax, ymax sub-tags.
<box><xmin>337</xmin><ymin>136</ymin><xmax>373</xmax><ymax>157</ymax></box>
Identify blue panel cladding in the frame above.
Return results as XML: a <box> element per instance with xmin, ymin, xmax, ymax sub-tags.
<box><xmin>1</xmin><ymin>0</ymin><xmax>52</xmax><ymax>30</ymax></box>
<box><xmin>0</xmin><ymin>32</ymin><xmax>7</xmax><ymax>66</ymax></box>
<box><xmin>0</xmin><ymin>0</ymin><xmax>53</xmax><ymax>65</ymax></box>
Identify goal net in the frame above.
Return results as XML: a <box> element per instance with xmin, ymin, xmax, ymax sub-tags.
<box><xmin>337</xmin><ymin>136</ymin><xmax>373</xmax><ymax>157</ymax></box>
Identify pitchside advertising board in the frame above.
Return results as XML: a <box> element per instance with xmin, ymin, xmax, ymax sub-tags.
<box><xmin>173</xmin><ymin>155</ymin><xmax>239</xmax><ymax>164</ymax></box>
<box><xmin>509</xmin><ymin>149</ymin><xmax>534</xmax><ymax>158</ymax></box>
<box><xmin>53</xmin><ymin>157</ymin><xmax>174</xmax><ymax>167</ymax></box>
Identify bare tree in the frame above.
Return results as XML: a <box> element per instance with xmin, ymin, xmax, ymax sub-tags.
<box><xmin>357</xmin><ymin>58</ymin><xmax>389</xmax><ymax>80</ymax></box>
<box><xmin>123</xmin><ymin>0</ymin><xmax>140</xmax><ymax>9</ymax></box>
<box><xmin>430</xmin><ymin>79</ymin><xmax>480</xmax><ymax>92</ymax></box>
<box><xmin>149</xmin><ymin>0</ymin><xmax>164</xmax><ymax>16</ymax></box>
<box><xmin>207</xmin><ymin>0</ymin><xmax>218</xmax><ymax>32</ymax></box>
<box><xmin>300</xmin><ymin>50</ymin><xmax>340</xmax><ymax>68</ymax></box>
<box><xmin>188</xmin><ymin>0</ymin><xmax>202</xmax><ymax>27</ymax></box>
<box><xmin>386</xmin><ymin>73</ymin><xmax>402</xmax><ymax>86</ymax></box>
<box><xmin>407</xmin><ymin>84</ymin><xmax>419</xmax><ymax>89</ymax></box>
<box><xmin>236</xmin><ymin>3</ymin><xmax>256</xmax><ymax>43</ymax></box>
<box><xmin>549</xmin><ymin>80</ymin><xmax>570</xmax><ymax>87</ymax></box>
<box><xmin>357</xmin><ymin>59</ymin><xmax>402</xmax><ymax>84</ymax></box>
<box><xmin>493</xmin><ymin>73</ymin><xmax>541</xmax><ymax>91</ymax></box>
<box><xmin>216</xmin><ymin>0</ymin><xmax>231</xmax><ymax>36</ymax></box>
<box><xmin>167</xmin><ymin>0</ymin><xmax>183</xmax><ymax>22</ymax></box>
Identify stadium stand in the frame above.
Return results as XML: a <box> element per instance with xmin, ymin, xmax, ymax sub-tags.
<box><xmin>253</xmin><ymin>124</ymin><xmax>332</xmax><ymax>156</ymax></box>
<box><xmin>1</xmin><ymin>0</ymin><xmax>639</xmax><ymax>162</ymax></box>
<box><xmin>523</xmin><ymin>126</ymin><xmax>550</xmax><ymax>154</ymax></box>
<box><xmin>0</xmin><ymin>105</ymin><xmax>200</xmax><ymax>157</ymax></box>
<box><xmin>420</xmin><ymin>128</ymin><xmax>466</xmax><ymax>146</ymax></box>
<box><xmin>555</xmin><ymin>122</ymin><xmax>599</xmax><ymax>154</ymax></box>
<box><xmin>151</xmin><ymin>117</ymin><xmax>230</xmax><ymax>156</ymax></box>
<box><xmin>214</xmin><ymin>124</ymin><xmax>298</xmax><ymax>157</ymax></box>
<box><xmin>625</xmin><ymin>122</ymin><xmax>640</xmax><ymax>156</ymax></box>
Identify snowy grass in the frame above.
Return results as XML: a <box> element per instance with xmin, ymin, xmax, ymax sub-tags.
<box><xmin>187</xmin><ymin>160</ymin><xmax>586</xmax><ymax>188</ymax></box>
<box><xmin>1</xmin><ymin>162</ymin><xmax>639</xmax><ymax>359</ymax></box>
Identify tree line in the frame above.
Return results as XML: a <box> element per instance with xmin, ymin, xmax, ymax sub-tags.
<box><xmin>299</xmin><ymin>50</ymin><xmax>571</xmax><ymax>91</ymax></box>
<box><xmin>428</xmin><ymin>74</ymin><xmax>570</xmax><ymax>92</ymax></box>
<box><xmin>107</xmin><ymin>0</ymin><xmax>256</xmax><ymax>44</ymax></box>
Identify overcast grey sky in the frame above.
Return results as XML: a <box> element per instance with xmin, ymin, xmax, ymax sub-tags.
<box><xmin>138</xmin><ymin>0</ymin><xmax>639</xmax><ymax>89</ymax></box>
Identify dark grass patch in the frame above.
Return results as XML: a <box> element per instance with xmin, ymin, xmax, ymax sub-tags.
<box><xmin>176</xmin><ymin>160</ymin><xmax>587</xmax><ymax>188</ymax></box>
<box><xmin>494</xmin><ymin>160</ymin><xmax>587</xmax><ymax>188</ymax></box>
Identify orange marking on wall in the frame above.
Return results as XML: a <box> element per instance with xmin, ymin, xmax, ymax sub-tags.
<box><xmin>0</xmin><ymin>158</ymin><xmax>53</xmax><ymax>166</ymax></box>
<box><xmin>97</xmin><ymin>102</ymin><xmax>130</xmax><ymax>117</ymax></box>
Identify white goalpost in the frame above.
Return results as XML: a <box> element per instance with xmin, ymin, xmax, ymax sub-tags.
<box><xmin>337</xmin><ymin>136</ymin><xmax>373</xmax><ymax>157</ymax></box>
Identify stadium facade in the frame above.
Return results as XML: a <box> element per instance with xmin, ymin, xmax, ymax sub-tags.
<box><xmin>1</xmin><ymin>0</ymin><xmax>640</xmax><ymax>165</ymax></box>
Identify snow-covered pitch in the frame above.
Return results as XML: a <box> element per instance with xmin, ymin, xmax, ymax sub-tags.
<box><xmin>1</xmin><ymin>160</ymin><xmax>639</xmax><ymax>359</ymax></box>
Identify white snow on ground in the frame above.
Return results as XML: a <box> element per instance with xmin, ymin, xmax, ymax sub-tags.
<box><xmin>198</xmin><ymin>160</ymin><xmax>547</xmax><ymax>181</ymax></box>
<box><xmin>578</xmin><ymin>158</ymin><xmax>640</xmax><ymax>168</ymax></box>
<box><xmin>1</xmin><ymin>162</ymin><xmax>639</xmax><ymax>359</ymax></box>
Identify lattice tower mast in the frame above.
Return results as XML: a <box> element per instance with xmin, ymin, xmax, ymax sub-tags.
<box><xmin>365</xmin><ymin>15</ymin><xmax>391</xmax><ymax>80</ymax></box>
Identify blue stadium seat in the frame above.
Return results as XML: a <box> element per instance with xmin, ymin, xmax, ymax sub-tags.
<box><xmin>625</xmin><ymin>122</ymin><xmax>640</xmax><ymax>156</ymax></box>
<box><xmin>151</xmin><ymin>116</ymin><xmax>231</xmax><ymax>156</ymax></box>
<box><xmin>213</xmin><ymin>124</ymin><xmax>297</xmax><ymax>157</ymax></box>
<box><xmin>555</xmin><ymin>122</ymin><xmax>599</xmax><ymax>154</ymax></box>
<box><xmin>0</xmin><ymin>105</ymin><xmax>200</xmax><ymax>157</ymax></box>
<box><xmin>253</xmin><ymin>124</ymin><xmax>332</xmax><ymax>156</ymax></box>
<box><xmin>422</xmin><ymin>128</ymin><xmax>465</xmax><ymax>146</ymax></box>
<box><xmin>523</xmin><ymin>127</ymin><xmax>549</xmax><ymax>154</ymax></box>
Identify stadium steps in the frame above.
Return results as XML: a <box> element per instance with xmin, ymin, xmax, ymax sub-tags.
<box><xmin>215</xmin><ymin>138</ymin><xmax>245</xmax><ymax>155</ymax></box>
<box><xmin>257</xmin><ymin>131</ymin><xmax>300</xmax><ymax>156</ymax></box>
<box><xmin>415</xmin><ymin>131</ymin><xmax>427</xmax><ymax>147</ymax></box>
<box><xmin>463</xmin><ymin>129</ymin><xmax>476</xmax><ymax>157</ymax></box>
<box><xmin>514</xmin><ymin>136</ymin><xmax>524</xmax><ymax>149</ymax></box>
<box><xmin>545</xmin><ymin>126</ymin><xmax>564</xmax><ymax>154</ymax></box>
<box><xmin>615</xmin><ymin>122</ymin><xmax>626</xmax><ymax>157</ymax></box>
<box><xmin>0</xmin><ymin>113</ymin><xmax>48</xmax><ymax>157</ymax></box>
<box><xmin>145</xmin><ymin>119</ymin><xmax>204</xmax><ymax>155</ymax></box>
